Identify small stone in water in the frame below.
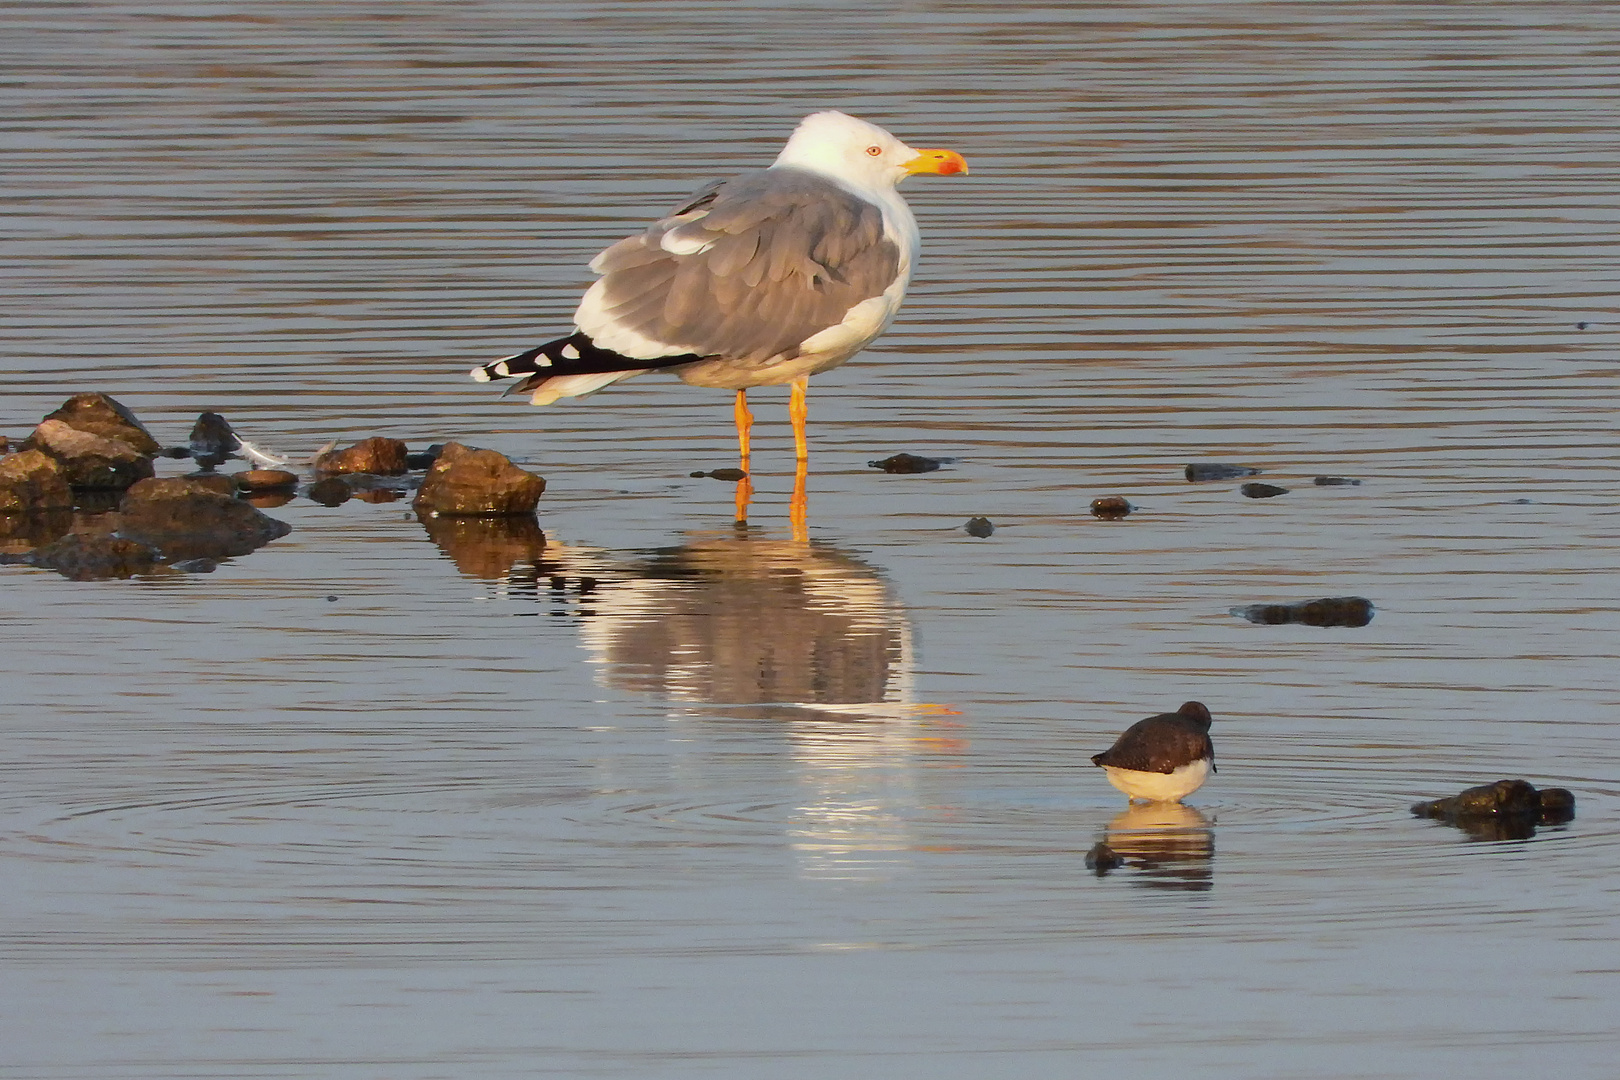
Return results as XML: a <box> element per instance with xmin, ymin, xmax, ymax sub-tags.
<box><xmin>1185</xmin><ymin>463</ymin><xmax>1260</xmax><ymax>482</ymax></box>
<box><xmin>1411</xmin><ymin>780</ymin><xmax>1575</xmax><ymax>840</ymax></box>
<box><xmin>869</xmin><ymin>453</ymin><xmax>946</xmax><ymax>474</ymax></box>
<box><xmin>1090</xmin><ymin>496</ymin><xmax>1132</xmax><ymax>519</ymax></box>
<box><xmin>315</xmin><ymin>437</ymin><xmax>410</xmax><ymax>477</ymax></box>
<box><xmin>1314</xmin><ymin>476</ymin><xmax>1362</xmax><ymax>486</ymax></box>
<box><xmin>235</xmin><ymin>469</ymin><xmax>299</xmax><ymax>492</ymax></box>
<box><xmin>1085</xmin><ymin>842</ymin><xmax>1123</xmax><ymax>873</ymax></box>
<box><xmin>306</xmin><ymin>476</ymin><xmax>353</xmax><ymax>507</ymax></box>
<box><xmin>692</xmin><ymin>468</ymin><xmax>748</xmax><ymax>481</ymax></box>
<box><xmin>1241</xmin><ymin>482</ymin><xmax>1289</xmax><ymax>499</ymax></box>
<box><xmin>965</xmin><ymin>516</ymin><xmax>995</xmax><ymax>537</ymax></box>
<box><xmin>1232</xmin><ymin>596</ymin><xmax>1374</xmax><ymax>628</ymax></box>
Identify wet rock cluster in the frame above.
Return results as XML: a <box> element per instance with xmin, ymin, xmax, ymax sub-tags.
<box><xmin>1411</xmin><ymin>780</ymin><xmax>1576</xmax><ymax>841</ymax></box>
<box><xmin>2</xmin><ymin>394</ymin><xmax>548</xmax><ymax>580</ymax></box>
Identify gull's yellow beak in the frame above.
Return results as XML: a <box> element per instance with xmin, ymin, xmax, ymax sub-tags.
<box><xmin>903</xmin><ymin>148</ymin><xmax>969</xmax><ymax>176</ymax></box>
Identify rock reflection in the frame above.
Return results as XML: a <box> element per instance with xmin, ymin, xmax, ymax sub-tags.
<box><xmin>1094</xmin><ymin>802</ymin><xmax>1215</xmax><ymax>892</ymax></box>
<box><xmin>418</xmin><ymin>512</ymin><xmax>546</xmax><ymax>581</ymax></box>
<box><xmin>556</xmin><ymin>531</ymin><xmax>924</xmax><ymax>879</ymax></box>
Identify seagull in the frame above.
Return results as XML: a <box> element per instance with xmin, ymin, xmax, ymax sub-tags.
<box><xmin>1091</xmin><ymin>702</ymin><xmax>1217</xmax><ymax>803</ymax></box>
<box><xmin>469</xmin><ymin>111</ymin><xmax>967</xmax><ymax>481</ymax></box>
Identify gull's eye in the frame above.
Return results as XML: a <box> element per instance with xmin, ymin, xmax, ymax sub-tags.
<box><xmin>865</xmin><ymin>145</ymin><xmax>883</xmax><ymax>157</ymax></box>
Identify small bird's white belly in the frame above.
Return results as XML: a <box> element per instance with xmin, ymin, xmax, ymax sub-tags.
<box><xmin>1100</xmin><ymin>759</ymin><xmax>1210</xmax><ymax>803</ymax></box>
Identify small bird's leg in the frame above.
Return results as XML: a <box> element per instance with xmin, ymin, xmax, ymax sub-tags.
<box><xmin>789</xmin><ymin>376</ymin><xmax>809</xmax><ymax>462</ymax></box>
<box><xmin>734</xmin><ymin>389</ymin><xmax>753</xmax><ymax>524</ymax></box>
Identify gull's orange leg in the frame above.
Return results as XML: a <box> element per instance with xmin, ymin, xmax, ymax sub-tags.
<box><xmin>789</xmin><ymin>376</ymin><xmax>809</xmax><ymax>461</ymax></box>
<box><xmin>790</xmin><ymin>457</ymin><xmax>809</xmax><ymax>543</ymax></box>
<box><xmin>788</xmin><ymin>378</ymin><xmax>810</xmax><ymax>539</ymax></box>
<box><xmin>734</xmin><ymin>389</ymin><xmax>754</xmax><ymax>523</ymax></box>
<box><xmin>734</xmin><ymin>389</ymin><xmax>754</xmax><ymax>466</ymax></box>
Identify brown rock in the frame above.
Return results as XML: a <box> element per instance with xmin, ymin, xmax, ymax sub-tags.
<box><xmin>35</xmin><ymin>393</ymin><xmax>161</xmax><ymax>456</ymax></box>
<box><xmin>868</xmin><ymin>452</ymin><xmax>945</xmax><ymax>474</ymax></box>
<box><xmin>181</xmin><ymin>472</ymin><xmax>237</xmax><ymax>496</ymax></box>
<box><xmin>412</xmin><ymin>441</ymin><xmax>545</xmax><ymax>517</ymax></box>
<box><xmin>315</xmin><ymin>437</ymin><xmax>409</xmax><ymax>477</ymax></box>
<box><xmin>0</xmin><ymin>449</ymin><xmax>75</xmax><ymax>513</ymax></box>
<box><xmin>234</xmin><ymin>469</ymin><xmax>299</xmax><ymax>492</ymax></box>
<box><xmin>25</xmin><ymin>418</ymin><xmax>156</xmax><ymax>489</ymax></box>
<box><xmin>1090</xmin><ymin>496</ymin><xmax>1133</xmax><ymax>519</ymax></box>
<box><xmin>117</xmin><ymin>476</ymin><xmax>291</xmax><ymax>560</ymax></box>
<box><xmin>26</xmin><ymin>533</ymin><xmax>160</xmax><ymax>580</ymax></box>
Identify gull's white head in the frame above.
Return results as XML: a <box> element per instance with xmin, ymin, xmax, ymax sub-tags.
<box><xmin>772</xmin><ymin>110</ymin><xmax>968</xmax><ymax>191</ymax></box>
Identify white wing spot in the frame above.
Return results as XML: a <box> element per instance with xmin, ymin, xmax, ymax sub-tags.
<box><xmin>560</xmin><ymin>344</ymin><xmax>580</xmax><ymax>360</ymax></box>
<box><xmin>537</xmin><ymin>353</ymin><xmax>553</xmax><ymax>367</ymax></box>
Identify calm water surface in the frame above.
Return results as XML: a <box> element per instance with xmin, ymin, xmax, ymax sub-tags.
<box><xmin>3</xmin><ymin>1</ymin><xmax>1619</xmax><ymax>1077</ymax></box>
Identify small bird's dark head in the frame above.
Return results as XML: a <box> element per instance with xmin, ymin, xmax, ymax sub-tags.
<box><xmin>1177</xmin><ymin>701</ymin><xmax>1213</xmax><ymax>730</ymax></box>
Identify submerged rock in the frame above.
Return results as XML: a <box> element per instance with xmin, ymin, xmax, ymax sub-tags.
<box><xmin>965</xmin><ymin>516</ymin><xmax>995</xmax><ymax>537</ymax></box>
<box><xmin>691</xmin><ymin>468</ymin><xmax>749</xmax><ymax>481</ymax></box>
<box><xmin>116</xmin><ymin>476</ymin><xmax>292</xmax><ymax>561</ymax></box>
<box><xmin>412</xmin><ymin>441</ymin><xmax>545</xmax><ymax>517</ymax></box>
<box><xmin>305</xmin><ymin>477</ymin><xmax>352</xmax><ymax>506</ymax></box>
<box><xmin>868</xmin><ymin>452</ymin><xmax>947</xmax><ymax>474</ymax></box>
<box><xmin>1240</xmin><ymin>482</ymin><xmax>1289</xmax><ymax>499</ymax></box>
<box><xmin>1185</xmin><ymin>463</ymin><xmax>1260</xmax><ymax>482</ymax></box>
<box><xmin>315</xmin><ymin>436</ymin><xmax>409</xmax><ymax>477</ymax></box>
<box><xmin>405</xmin><ymin>444</ymin><xmax>445</xmax><ymax>471</ymax></box>
<box><xmin>1090</xmin><ymin>496</ymin><xmax>1133</xmax><ymax>519</ymax></box>
<box><xmin>1314</xmin><ymin>476</ymin><xmax>1362</xmax><ymax>487</ymax></box>
<box><xmin>25</xmin><ymin>532</ymin><xmax>161</xmax><ymax>580</ymax></box>
<box><xmin>1232</xmin><ymin>596</ymin><xmax>1374</xmax><ymax>627</ymax></box>
<box><xmin>1412</xmin><ymin>780</ymin><xmax>1576</xmax><ymax>841</ymax></box>
<box><xmin>24</xmin><ymin>418</ymin><xmax>156</xmax><ymax>489</ymax></box>
<box><xmin>0</xmin><ymin>449</ymin><xmax>75</xmax><ymax>514</ymax></box>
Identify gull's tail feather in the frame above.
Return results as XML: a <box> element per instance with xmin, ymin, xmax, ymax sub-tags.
<box><xmin>469</xmin><ymin>332</ymin><xmax>706</xmax><ymax>405</ymax></box>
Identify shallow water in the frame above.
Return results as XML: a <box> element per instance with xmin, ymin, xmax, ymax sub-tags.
<box><xmin>4</xmin><ymin>1</ymin><xmax>1619</xmax><ymax>1076</ymax></box>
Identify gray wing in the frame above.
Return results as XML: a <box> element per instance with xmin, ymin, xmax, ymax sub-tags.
<box><xmin>587</xmin><ymin>167</ymin><xmax>901</xmax><ymax>364</ymax></box>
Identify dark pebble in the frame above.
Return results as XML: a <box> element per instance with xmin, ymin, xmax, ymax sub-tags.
<box><xmin>1090</xmin><ymin>496</ymin><xmax>1132</xmax><ymax>519</ymax></box>
<box><xmin>405</xmin><ymin>444</ymin><xmax>445</xmax><ymax>471</ymax></box>
<box><xmin>692</xmin><ymin>467</ymin><xmax>748</xmax><ymax>481</ymax></box>
<box><xmin>965</xmin><ymin>516</ymin><xmax>995</xmax><ymax>537</ymax></box>
<box><xmin>1575</xmin><ymin>321</ymin><xmax>1588</xmax><ymax>330</ymax></box>
<box><xmin>1085</xmin><ymin>842</ymin><xmax>1123</xmax><ymax>873</ymax></box>
<box><xmin>1313</xmin><ymin>476</ymin><xmax>1362</xmax><ymax>486</ymax></box>
<box><xmin>306</xmin><ymin>476</ymin><xmax>353</xmax><ymax>507</ymax></box>
<box><xmin>1232</xmin><ymin>596</ymin><xmax>1374</xmax><ymax>628</ymax></box>
<box><xmin>869</xmin><ymin>453</ymin><xmax>946</xmax><ymax>474</ymax></box>
<box><xmin>1241</xmin><ymin>482</ymin><xmax>1289</xmax><ymax>499</ymax></box>
<box><xmin>1186</xmin><ymin>463</ymin><xmax>1260</xmax><ymax>482</ymax></box>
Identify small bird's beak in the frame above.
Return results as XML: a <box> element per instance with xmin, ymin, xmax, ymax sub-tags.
<box><xmin>903</xmin><ymin>148</ymin><xmax>969</xmax><ymax>176</ymax></box>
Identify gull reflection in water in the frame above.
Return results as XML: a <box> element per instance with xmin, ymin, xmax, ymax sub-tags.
<box><xmin>556</xmin><ymin>531</ymin><xmax>938</xmax><ymax>880</ymax></box>
<box><xmin>1095</xmin><ymin>802</ymin><xmax>1215</xmax><ymax>892</ymax></box>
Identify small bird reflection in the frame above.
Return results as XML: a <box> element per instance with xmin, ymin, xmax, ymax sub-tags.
<box><xmin>1090</xmin><ymin>802</ymin><xmax>1215</xmax><ymax>892</ymax></box>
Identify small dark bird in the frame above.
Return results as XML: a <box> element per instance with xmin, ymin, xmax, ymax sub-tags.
<box><xmin>1092</xmin><ymin>701</ymin><xmax>1216</xmax><ymax>803</ymax></box>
